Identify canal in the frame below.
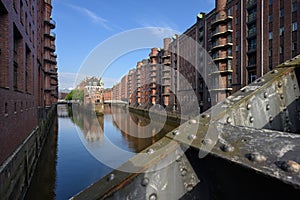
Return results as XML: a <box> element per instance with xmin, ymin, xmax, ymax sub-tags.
<box><xmin>25</xmin><ymin>104</ymin><xmax>178</xmax><ymax>200</ymax></box>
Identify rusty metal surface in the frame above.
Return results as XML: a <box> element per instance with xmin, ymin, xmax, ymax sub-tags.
<box><xmin>72</xmin><ymin>137</ymin><xmax>199</xmax><ymax>200</ymax></box>
<box><xmin>72</xmin><ymin>55</ymin><xmax>300</xmax><ymax>199</ymax></box>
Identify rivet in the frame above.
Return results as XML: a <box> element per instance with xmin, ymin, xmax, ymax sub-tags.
<box><xmin>147</xmin><ymin>148</ymin><xmax>154</xmax><ymax>154</ymax></box>
<box><xmin>202</xmin><ymin>138</ymin><xmax>213</xmax><ymax>145</ymax></box>
<box><xmin>283</xmin><ymin>106</ymin><xmax>287</xmax><ymax>111</ymax></box>
<box><xmin>256</xmin><ymin>78</ymin><xmax>265</xmax><ymax>83</ymax></box>
<box><xmin>227</xmin><ymin>117</ymin><xmax>232</xmax><ymax>124</ymax></box>
<box><xmin>189</xmin><ymin>119</ymin><xmax>197</xmax><ymax>124</ymax></box>
<box><xmin>173</xmin><ymin>130</ymin><xmax>180</xmax><ymax>136</ymax></box>
<box><xmin>176</xmin><ymin>155</ymin><xmax>182</xmax><ymax>162</ymax></box>
<box><xmin>294</xmin><ymin>84</ymin><xmax>297</xmax><ymax>90</ymax></box>
<box><xmin>241</xmin><ymin>88</ymin><xmax>247</xmax><ymax>92</ymax></box>
<box><xmin>247</xmin><ymin>152</ymin><xmax>267</xmax><ymax>162</ymax></box>
<box><xmin>249</xmin><ymin>117</ymin><xmax>254</xmax><ymax>123</ymax></box>
<box><xmin>107</xmin><ymin>173</ymin><xmax>115</xmax><ymax>182</ymax></box>
<box><xmin>149</xmin><ymin>193</ymin><xmax>157</xmax><ymax>200</ymax></box>
<box><xmin>278</xmin><ymin>81</ymin><xmax>283</xmax><ymax>88</ymax></box>
<box><xmin>280</xmin><ymin>94</ymin><xmax>284</xmax><ymax>99</ymax></box>
<box><xmin>220</xmin><ymin>144</ymin><xmax>234</xmax><ymax>152</ymax></box>
<box><xmin>266</xmin><ymin>104</ymin><xmax>270</xmax><ymax>111</ymax></box>
<box><xmin>280</xmin><ymin>160</ymin><xmax>300</xmax><ymax>173</ymax></box>
<box><xmin>186</xmin><ymin>183</ymin><xmax>194</xmax><ymax>192</ymax></box>
<box><xmin>247</xmin><ymin>104</ymin><xmax>251</xmax><ymax>110</ymax></box>
<box><xmin>181</xmin><ymin>168</ymin><xmax>187</xmax><ymax>176</ymax></box>
<box><xmin>264</xmin><ymin>92</ymin><xmax>268</xmax><ymax>98</ymax></box>
<box><xmin>201</xmin><ymin>113</ymin><xmax>210</xmax><ymax>118</ymax></box>
<box><xmin>188</xmin><ymin>134</ymin><xmax>196</xmax><ymax>141</ymax></box>
<box><xmin>272</xmin><ymin>69</ymin><xmax>278</xmax><ymax>74</ymax></box>
<box><xmin>269</xmin><ymin>116</ymin><xmax>274</xmax><ymax>122</ymax></box>
<box><xmin>141</xmin><ymin>177</ymin><xmax>149</xmax><ymax>187</ymax></box>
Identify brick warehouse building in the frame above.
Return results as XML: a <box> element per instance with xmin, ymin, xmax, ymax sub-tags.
<box><xmin>112</xmin><ymin>0</ymin><xmax>300</xmax><ymax>114</ymax></box>
<box><xmin>0</xmin><ymin>0</ymin><xmax>58</xmax><ymax>166</ymax></box>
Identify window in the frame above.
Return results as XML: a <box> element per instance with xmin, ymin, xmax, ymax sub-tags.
<box><xmin>280</xmin><ymin>9</ymin><xmax>284</xmax><ymax>18</ymax></box>
<box><xmin>236</xmin><ymin>3</ymin><xmax>239</xmax><ymax>11</ymax></box>
<box><xmin>292</xmin><ymin>42</ymin><xmax>297</xmax><ymax>51</ymax></box>
<box><xmin>228</xmin><ymin>7</ymin><xmax>233</xmax><ymax>16</ymax></box>
<box><xmin>236</xmin><ymin>45</ymin><xmax>239</xmax><ymax>52</ymax></box>
<box><xmin>269</xmin><ymin>31</ymin><xmax>273</xmax><ymax>40</ymax></box>
<box><xmin>248</xmin><ymin>71</ymin><xmax>257</xmax><ymax>83</ymax></box>
<box><xmin>269</xmin><ymin>49</ymin><xmax>272</xmax><ymax>57</ymax></box>
<box><xmin>228</xmin><ymin>48</ymin><xmax>232</xmax><ymax>56</ymax></box>
<box><xmin>4</xmin><ymin>103</ymin><xmax>8</xmax><ymax>115</ymax></box>
<box><xmin>280</xmin><ymin>27</ymin><xmax>284</xmax><ymax>36</ymax></box>
<box><xmin>269</xmin><ymin>14</ymin><xmax>273</xmax><ymax>22</ymax></box>
<box><xmin>292</xmin><ymin>2</ymin><xmax>297</xmax><ymax>12</ymax></box>
<box><xmin>280</xmin><ymin>46</ymin><xmax>283</xmax><ymax>54</ymax></box>
<box><xmin>269</xmin><ymin>0</ymin><xmax>272</xmax><ymax>5</ymax></box>
<box><xmin>227</xmin><ymin>75</ymin><xmax>232</xmax><ymax>87</ymax></box>
<box><xmin>292</xmin><ymin>22</ymin><xmax>297</xmax><ymax>31</ymax></box>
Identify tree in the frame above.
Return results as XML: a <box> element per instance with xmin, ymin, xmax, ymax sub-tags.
<box><xmin>65</xmin><ymin>89</ymin><xmax>84</xmax><ymax>102</ymax></box>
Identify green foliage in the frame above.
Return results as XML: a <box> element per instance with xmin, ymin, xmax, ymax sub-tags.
<box><xmin>65</xmin><ymin>89</ymin><xmax>84</xmax><ymax>102</ymax></box>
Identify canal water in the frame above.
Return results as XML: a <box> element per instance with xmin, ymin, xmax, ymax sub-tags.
<box><xmin>25</xmin><ymin>104</ymin><xmax>178</xmax><ymax>200</ymax></box>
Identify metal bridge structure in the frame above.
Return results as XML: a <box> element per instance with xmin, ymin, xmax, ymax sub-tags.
<box><xmin>72</xmin><ymin>55</ymin><xmax>300</xmax><ymax>200</ymax></box>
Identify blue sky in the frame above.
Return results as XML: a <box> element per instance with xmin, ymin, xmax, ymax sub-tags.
<box><xmin>53</xmin><ymin>0</ymin><xmax>215</xmax><ymax>89</ymax></box>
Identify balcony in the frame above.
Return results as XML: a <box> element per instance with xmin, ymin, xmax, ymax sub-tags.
<box><xmin>247</xmin><ymin>0</ymin><xmax>257</xmax><ymax>10</ymax></box>
<box><xmin>150</xmin><ymin>67</ymin><xmax>157</xmax><ymax>72</ymax></box>
<box><xmin>44</xmin><ymin>57</ymin><xmax>57</xmax><ymax>64</ymax></box>
<box><xmin>211</xmin><ymin>15</ymin><xmax>233</xmax><ymax>27</ymax></box>
<box><xmin>211</xmin><ymin>29</ymin><xmax>233</xmax><ymax>39</ymax></box>
<box><xmin>164</xmin><ymin>60</ymin><xmax>171</xmax><ymax>65</ymax></box>
<box><xmin>210</xmin><ymin>41</ymin><xmax>233</xmax><ymax>52</ymax></box>
<box><xmin>44</xmin><ymin>44</ymin><xmax>55</xmax><ymax>52</ymax></box>
<box><xmin>45</xmin><ymin>18</ymin><xmax>56</xmax><ymax>29</ymax></box>
<box><xmin>150</xmin><ymin>73</ymin><xmax>156</xmax><ymax>78</ymax></box>
<box><xmin>209</xmin><ymin>67</ymin><xmax>233</xmax><ymax>75</ymax></box>
<box><xmin>162</xmin><ymin>54</ymin><xmax>170</xmax><ymax>58</ymax></box>
<box><xmin>209</xmin><ymin>87</ymin><xmax>233</xmax><ymax>92</ymax></box>
<box><xmin>44</xmin><ymin>32</ymin><xmax>56</xmax><ymax>40</ymax></box>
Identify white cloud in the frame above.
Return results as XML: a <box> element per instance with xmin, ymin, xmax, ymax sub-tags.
<box><xmin>68</xmin><ymin>4</ymin><xmax>112</xmax><ymax>31</ymax></box>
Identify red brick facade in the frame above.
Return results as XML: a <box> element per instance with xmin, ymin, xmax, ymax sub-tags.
<box><xmin>0</xmin><ymin>0</ymin><xmax>58</xmax><ymax>165</ymax></box>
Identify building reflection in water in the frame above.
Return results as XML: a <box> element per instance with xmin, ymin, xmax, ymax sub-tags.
<box><xmin>111</xmin><ymin>105</ymin><xmax>177</xmax><ymax>152</ymax></box>
<box><xmin>69</xmin><ymin>104</ymin><xmax>104</xmax><ymax>143</ymax></box>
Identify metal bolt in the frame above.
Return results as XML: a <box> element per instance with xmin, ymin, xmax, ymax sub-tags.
<box><xmin>256</xmin><ymin>78</ymin><xmax>265</xmax><ymax>83</ymax></box>
<box><xmin>266</xmin><ymin>104</ymin><xmax>270</xmax><ymax>111</ymax></box>
<box><xmin>107</xmin><ymin>173</ymin><xmax>115</xmax><ymax>182</ymax></box>
<box><xmin>202</xmin><ymin>138</ymin><xmax>213</xmax><ymax>145</ymax></box>
<box><xmin>181</xmin><ymin>168</ymin><xmax>187</xmax><ymax>176</ymax></box>
<box><xmin>241</xmin><ymin>88</ymin><xmax>247</xmax><ymax>92</ymax></box>
<box><xmin>264</xmin><ymin>92</ymin><xmax>268</xmax><ymax>98</ymax></box>
<box><xmin>249</xmin><ymin>117</ymin><xmax>254</xmax><ymax>123</ymax></box>
<box><xmin>272</xmin><ymin>69</ymin><xmax>278</xmax><ymax>74</ymax></box>
<box><xmin>247</xmin><ymin>103</ymin><xmax>251</xmax><ymax>110</ymax></box>
<box><xmin>227</xmin><ymin>117</ymin><xmax>232</xmax><ymax>124</ymax></box>
<box><xmin>188</xmin><ymin>134</ymin><xmax>196</xmax><ymax>141</ymax></box>
<box><xmin>172</xmin><ymin>130</ymin><xmax>180</xmax><ymax>136</ymax></box>
<box><xmin>141</xmin><ymin>177</ymin><xmax>149</xmax><ymax>187</ymax></box>
<box><xmin>201</xmin><ymin>113</ymin><xmax>210</xmax><ymax>118</ymax></box>
<box><xmin>189</xmin><ymin>119</ymin><xmax>197</xmax><ymax>124</ymax></box>
<box><xmin>176</xmin><ymin>155</ymin><xmax>182</xmax><ymax>162</ymax></box>
<box><xmin>278</xmin><ymin>81</ymin><xmax>283</xmax><ymax>88</ymax></box>
<box><xmin>294</xmin><ymin>84</ymin><xmax>297</xmax><ymax>90</ymax></box>
<box><xmin>269</xmin><ymin>116</ymin><xmax>274</xmax><ymax>122</ymax></box>
<box><xmin>280</xmin><ymin>160</ymin><xmax>300</xmax><ymax>173</ymax></box>
<box><xmin>147</xmin><ymin>148</ymin><xmax>154</xmax><ymax>154</ymax></box>
<box><xmin>149</xmin><ymin>193</ymin><xmax>157</xmax><ymax>200</ymax></box>
<box><xmin>220</xmin><ymin>144</ymin><xmax>234</xmax><ymax>152</ymax></box>
<box><xmin>280</xmin><ymin>94</ymin><xmax>284</xmax><ymax>99</ymax></box>
<box><xmin>186</xmin><ymin>183</ymin><xmax>194</xmax><ymax>192</ymax></box>
<box><xmin>283</xmin><ymin>106</ymin><xmax>287</xmax><ymax>111</ymax></box>
<box><xmin>247</xmin><ymin>152</ymin><xmax>267</xmax><ymax>162</ymax></box>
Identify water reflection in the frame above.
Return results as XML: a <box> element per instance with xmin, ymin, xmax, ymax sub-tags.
<box><xmin>26</xmin><ymin>104</ymin><xmax>178</xmax><ymax>199</ymax></box>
